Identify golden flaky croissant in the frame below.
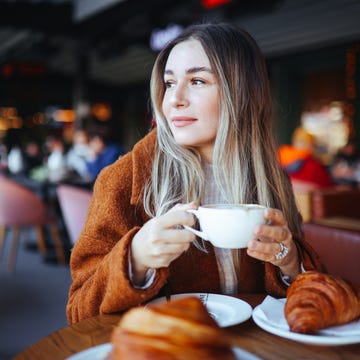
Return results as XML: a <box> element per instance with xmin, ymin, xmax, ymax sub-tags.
<box><xmin>110</xmin><ymin>296</ymin><xmax>236</xmax><ymax>360</ymax></box>
<box><xmin>285</xmin><ymin>271</ymin><xmax>360</xmax><ymax>334</ymax></box>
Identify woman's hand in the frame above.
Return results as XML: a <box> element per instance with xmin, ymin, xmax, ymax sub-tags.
<box><xmin>131</xmin><ymin>202</ymin><xmax>198</xmax><ymax>284</ymax></box>
<box><xmin>247</xmin><ymin>207</ymin><xmax>300</xmax><ymax>281</ymax></box>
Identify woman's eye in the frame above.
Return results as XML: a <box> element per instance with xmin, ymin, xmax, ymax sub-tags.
<box><xmin>192</xmin><ymin>78</ymin><xmax>205</xmax><ymax>85</ymax></box>
<box><xmin>164</xmin><ymin>80</ymin><xmax>175</xmax><ymax>88</ymax></box>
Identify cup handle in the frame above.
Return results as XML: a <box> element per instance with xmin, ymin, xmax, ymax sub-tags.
<box><xmin>184</xmin><ymin>209</ymin><xmax>209</xmax><ymax>240</ymax></box>
<box><xmin>183</xmin><ymin>225</ymin><xmax>209</xmax><ymax>240</ymax></box>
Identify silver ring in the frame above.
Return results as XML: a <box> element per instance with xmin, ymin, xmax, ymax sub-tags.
<box><xmin>275</xmin><ymin>242</ymin><xmax>289</xmax><ymax>260</ymax></box>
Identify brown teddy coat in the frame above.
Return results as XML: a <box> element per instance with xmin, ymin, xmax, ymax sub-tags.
<box><xmin>66</xmin><ymin>129</ymin><xmax>323</xmax><ymax>324</ymax></box>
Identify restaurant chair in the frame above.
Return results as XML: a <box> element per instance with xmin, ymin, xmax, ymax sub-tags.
<box><xmin>56</xmin><ymin>184</ymin><xmax>92</xmax><ymax>245</ymax></box>
<box><xmin>0</xmin><ymin>176</ymin><xmax>65</xmax><ymax>272</ymax></box>
<box><xmin>291</xmin><ymin>179</ymin><xmax>321</xmax><ymax>223</ymax></box>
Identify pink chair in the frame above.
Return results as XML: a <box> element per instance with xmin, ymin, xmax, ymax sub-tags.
<box><xmin>56</xmin><ymin>185</ymin><xmax>92</xmax><ymax>245</ymax></box>
<box><xmin>0</xmin><ymin>176</ymin><xmax>65</xmax><ymax>271</ymax></box>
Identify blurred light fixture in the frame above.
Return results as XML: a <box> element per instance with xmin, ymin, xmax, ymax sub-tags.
<box><xmin>201</xmin><ymin>0</ymin><xmax>232</xmax><ymax>9</ymax></box>
<box><xmin>11</xmin><ymin>116</ymin><xmax>23</xmax><ymax>129</ymax></box>
<box><xmin>1</xmin><ymin>62</ymin><xmax>47</xmax><ymax>78</ymax></box>
<box><xmin>91</xmin><ymin>103</ymin><xmax>112</xmax><ymax>122</ymax></box>
<box><xmin>150</xmin><ymin>24</ymin><xmax>184</xmax><ymax>51</ymax></box>
<box><xmin>0</xmin><ymin>107</ymin><xmax>23</xmax><ymax>130</ymax></box>
<box><xmin>32</xmin><ymin>112</ymin><xmax>46</xmax><ymax>126</ymax></box>
<box><xmin>53</xmin><ymin>109</ymin><xmax>76</xmax><ymax>123</ymax></box>
<box><xmin>0</xmin><ymin>107</ymin><xmax>17</xmax><ymax>118</ymax></box>
<box><xmin>0</xmin><ymin>119</ymin><xmax>7</xmax><ymax>131</ymax></box>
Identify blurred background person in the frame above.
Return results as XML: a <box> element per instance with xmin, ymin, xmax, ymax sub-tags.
<box><xmin>45</xmin><ymin>133</ymin><xmax>70</xmax><ymax>183</ymax></box>
<box><xmin>85</xmin><ymin>126</ymin><xmax>124</xmax><ymax>180</ymax></box>
<box><xmin>7</xmin><ymin>145</ymin><xmax>24</xmax><ymax>175</ymax></box>
<box><xmin>66</xmin><ymin>128</ymin><xmax>92</xmax><ymax>181</ymax></box>
<box><xmin>330</xmin><ymin>139</ymin><xmax>360</xmax><ymax>188</ymax></box>
<box><xmin>23</xmin><ymin>141</ymin><xmax>44</xmax><ymax>178</ymax></box>
<box><xmin>278</xmin><ymin>126</ymin><xmax>333</xmax><ymax>188</ymax></box>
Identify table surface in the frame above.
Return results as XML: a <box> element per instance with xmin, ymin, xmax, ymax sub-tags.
<box><xmin>14</xmin><ymin>294</ymin><xmax>360</xmax><ymax>360</ymax></box>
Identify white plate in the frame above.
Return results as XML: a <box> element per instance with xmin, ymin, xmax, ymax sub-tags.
<box><xmin>252</xmin><ymin>304</ymin><xmax>360</xmax><ymax>346</ymax></box>
<box><xmin>66</xmin><ymin>343</ymin><xmax>260</xmax><ymax>360</ymax></box>
<box><xmin>66</xmin><ymin>343</ymin><xmax>112</xmax><ymax>360</ymax></box>
<box><xmin>147</xmin><ymin>293</ymin><xmax>252</xmax><ymax>327</ymax></box>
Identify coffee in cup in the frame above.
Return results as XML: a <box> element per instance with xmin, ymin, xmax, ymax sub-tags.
<box><xmin>184</xmin><ymin>204</ymin><xmax>266</xmax><ymax>249</ymax></box>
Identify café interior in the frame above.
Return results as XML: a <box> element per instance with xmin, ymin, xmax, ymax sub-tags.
<box><xmin>1</xmin><ymin>0</ymin><xmax>360</xmax><ymax>359</ymax></box>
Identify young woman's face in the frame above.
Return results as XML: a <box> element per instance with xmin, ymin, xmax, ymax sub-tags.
<box><xmin>162</xmin><ymin>39</ymin><xmax>219</xmax><ymax>163</ymax></box>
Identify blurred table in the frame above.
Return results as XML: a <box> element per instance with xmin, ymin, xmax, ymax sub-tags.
<box><xmin>14</xmin><ymin>294</ymin><xmax>360</xmax><ymax>360</ymax></box>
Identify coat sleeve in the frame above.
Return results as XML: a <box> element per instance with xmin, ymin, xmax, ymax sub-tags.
<box><xmin>66</xmin><ymin>135</ymin><xmax>169</xmax><ymax>324</ymax></box>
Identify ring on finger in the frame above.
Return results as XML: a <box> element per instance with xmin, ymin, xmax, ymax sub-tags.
<box><xmin>275</xmin><ymin>242</ymin><xmax>289</xmax><ymax>260</ymax></box>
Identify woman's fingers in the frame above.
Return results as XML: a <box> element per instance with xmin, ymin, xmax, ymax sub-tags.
<box><xmin>156</xmin><ymin>210</ymin><xmax>196</xmax><ymax>229</ymax></box>
<box><xmin>263</xmin><ymin>207</ymin><xmax>287</xmax><ymax>226</ymax></box>
<box><xmin>248</xmin><ymin>207</ymin><xmax>294</xmax><ymax>266</ymax></box>
<box><xmin>254</xmin><ymin>222</ymin><xmax>291</xmax><ymax>243</ymax></box>
<box><xmin>131</xmin><ymin>202</ymin><xmax>198</xmax><ymax>271</ymax></box>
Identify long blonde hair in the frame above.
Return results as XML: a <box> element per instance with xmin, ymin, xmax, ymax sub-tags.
<box><xmin>144</xmin><ymin>22</ymin><xmax>302</xmax><ymax>235</ymax></box>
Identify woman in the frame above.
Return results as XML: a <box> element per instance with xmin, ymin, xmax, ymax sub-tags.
<box><xmin>66</xmin><ymin>23</ymin><xmax>323</xmax><ymax>324</ymax></box>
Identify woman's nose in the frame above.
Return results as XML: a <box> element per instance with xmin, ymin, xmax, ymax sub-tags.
<box><xmin>170</xmin><ymin>85</ymin><xmax>189</xmax><ymax>108</ymax></box>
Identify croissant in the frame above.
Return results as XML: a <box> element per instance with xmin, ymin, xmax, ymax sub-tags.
<box><xmin>110</xmin><ymin>296</ymin><xmax>236</xmax><ymax>360</ymax></box>
<box><xmin>284</xmin><ymin>271</ymin><xmax>360</xmax><ymax>334</ymax></box>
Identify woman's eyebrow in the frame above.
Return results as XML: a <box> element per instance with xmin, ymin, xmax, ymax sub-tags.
<box><xmin>186</xmin><ymin>66</ymin><xmax>213</xmax><ymax>74</ymax></box>
<box><xmin>164</xmin><ymin>66</ymin><xmax>213</xmax><ymax>76</ymax></box>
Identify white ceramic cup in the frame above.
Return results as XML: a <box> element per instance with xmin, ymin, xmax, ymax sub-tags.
<box><xmin>184</xmin><ymin>204</ymin><xmax>266</xmax><ymax>249</ymax></box>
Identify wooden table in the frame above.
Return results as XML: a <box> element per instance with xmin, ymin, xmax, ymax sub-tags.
<box><xmin>14</xmin><ymin>294</ymin><xmax>360</xmax><ymax>360</ymax></box>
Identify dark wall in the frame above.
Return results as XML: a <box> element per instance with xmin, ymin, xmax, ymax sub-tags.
<box><xmin>268</xmin><ymin>41</ymin><xmax>355</xmax><ymax>145</ymax></box>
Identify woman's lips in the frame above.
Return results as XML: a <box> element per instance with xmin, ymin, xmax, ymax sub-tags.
<box><xmin>171</xmin><ymin>117</ymin><xmax>197</xmax><ymax>127</ymax></box>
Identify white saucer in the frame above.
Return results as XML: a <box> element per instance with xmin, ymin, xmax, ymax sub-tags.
<box><xmin>66</xmin><ymin>343</ymin><xmax>112</xmax><ymax>360</ymax></box>
<box><xmin>66</xmin><ymin>343</ymin><xmax>261</xmax><ymax>360</ymax></box>
<box><xmin>252</xmin><ymin>298</ymin><xmax>360</xmax><ymax>346</ymax></box>
<box><xmin>146</xmin><ymin>293</ymin><xmax>252</xmax><ymax>327</ymax></box>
